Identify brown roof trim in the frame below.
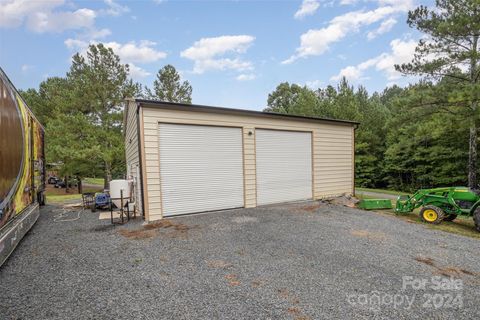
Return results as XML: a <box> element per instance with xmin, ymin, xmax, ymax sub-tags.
<box><xmin>134</xmin><ymin>99</ymin><xmax>360</xmax><ymax>126</ymax></box>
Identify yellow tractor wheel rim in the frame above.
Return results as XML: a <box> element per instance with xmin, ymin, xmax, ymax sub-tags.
<box><xmin>423</xmin><ymin>209</ymin><xmax>438</xmax><ymax>222</ymax></box>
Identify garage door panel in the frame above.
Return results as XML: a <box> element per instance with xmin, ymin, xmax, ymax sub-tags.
<box><xmin>159</xmin><ymin>124</ymin><xmax>244</xmax><ymax>216</ymax></box>
<box><xmin>256</xmin><ymin>129</ymin><xmax>312</xmax><ymax>205</ymax></box>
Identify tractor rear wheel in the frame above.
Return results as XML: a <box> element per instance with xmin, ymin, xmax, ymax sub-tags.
<box><xmin>443</xmin><ymin>214</ymin><xmax>457</xmax><ymax>222</ymax></box>
<box><xmin>473</xmin><ymin>208</ymin><xmax>480</xmax><ymax>232</ymax></box>
<box><xmin>420</xmin><ymin>205</ymin><xmax>445</xmax><ymax>225</ymax></box>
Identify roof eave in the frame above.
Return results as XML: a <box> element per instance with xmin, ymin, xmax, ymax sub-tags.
<box><xmin>134</xmin><ymin>98</ymin><xmax>360</xmax><ymax>126</ymax></box>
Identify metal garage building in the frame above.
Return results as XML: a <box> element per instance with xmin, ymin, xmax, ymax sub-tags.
<box><xmin>124</xmin><ymin>99</ymin><xmax>358</xmax><ymax>222</ymax></box>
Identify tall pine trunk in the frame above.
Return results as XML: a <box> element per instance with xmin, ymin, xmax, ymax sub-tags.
<box><xmin>468</xmin><ymin>34</ymin><xmax>478</xmax><ymax>189</ymax></box>
<box><xmin>468</xmin><ymin>117</ymin><xmax>478</xmax><ymax>189</ymax></box>
<box><xmin>104</xmin><ymin>161</ymin><xmax>112</xmax><ymax>190</ymax></box>
<box><xmin>77</xmin><ymin>177</ymin><xmax>83</xmax><ymax>194</ymax></box>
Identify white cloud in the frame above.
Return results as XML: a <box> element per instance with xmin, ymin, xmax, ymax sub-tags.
<box><xmin>64</xmin><ymin>38</ymin><xmax>88</xmax><ymax>50</ymax></box>
<box><xmin>367</xmin><ymin>17</ymin><xmax>397</xmax><ymax>40</ymax></box>
<box><xmin>129</xmin><ymin>63</ymin><xmax>151</xmax><ymax>79</ymax></box>
<box><xmin>181</xmin><ymin>35</ymin><xmax>255</xmax><ymax>74</ymax></box>
<box><xmin>86</xmin><ymin>28</ymin><xmax>112</xmax><ymax>40</ymax></box>
<box><xmin>0</xmin><ymin>0</ymin><xmax>63</xmax><ymax>28</ymax></box>
<box><xmin>330</xmin><ymin>59</ymin><xmax>378</xmax><ymax>81</ymax></box>
<box><xmin>101</xmin><ymin>0</ymin><xmax>129</xmax><ymax>16</ymax></box>
<box><xmin>193</xmin><ymin>58</ymin><xmax>253</xmax><ymax>74</ymax></box>
<box><xmin>283</xmin><ymin>1</ymin><xmax>413</xmax><ymax>64</ymax></box>
<box><xmin>305</xmin><ymin>79</ymin><xmax>323</xmax><ymax>89</ymax></box>
<box><xmin>0</xmin><ymin>0</ymin><xmax>127</xmax><ymax>33</ymax></box>
<box><xmin>330</xmin><ymin>38</ymin><xmax>417</xmax><ymax>82</ymax></box>
<box><xmin>181</xmin><ymin>35</ymin><xmax>254</xmax><ymax>61</ymax></box>
<box><xmin>102</xmin><ymin>40</ymin><xmax>167</xmax><ymax>63</ymax></box>
<box><xmin>374</xmin><ymin>39</ymin><xmax>418</xmax><ymax>80</ymax></box>
<box><xmin>21</xmin><ymin>64</ymin><xmax>33</xmax><ymax>72</ymax></box>
<box><xmin>30</xmin><ymin>8</ymin><xmax>97</xmax><ymax>33</ymax></box>
<box><xmin>339</xmin><ymin>0</ymin><xmax>358</xmax><ymax>5</ymax></box>
<box><xmin>236</xmin><ymin>73</ymin><xmax>256</xmax><ymax>81</ymax></box>
<box><xmin>65</xmin><ymin>39</ymin><xmax>167</xmax><ymax>64</ymax></box>
<box><xmin>294</xmin><ymin>0</ymin><xmax>320</xmax><ymax>20</ymax></box>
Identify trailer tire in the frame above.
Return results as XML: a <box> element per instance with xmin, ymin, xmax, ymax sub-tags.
<box><xmin>473</xmin><ymin>208</ymin><xmax>480</xmax><ymax>232</ymax></box>
<box><xmin>420</xmin><ymin>205</ymin><xmax>445</xmax><ymax>224</ymax></box>
<box><xmin>443</xmin><ymin>214</ymin><xmax>457</xmax><ymax>222</ymax></box>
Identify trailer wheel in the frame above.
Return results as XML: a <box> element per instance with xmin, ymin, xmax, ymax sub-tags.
<box><xmin>420</xmin><ymin>205</ymin><xmax>444</xmax><ymax>224</ymax></box>
<box><xmin>473</xmin><ymin>208</ymin><xmax>480</xmax><ymax>232</ymax></box>
<box><xmin>443</xmin><ymin>214</ymin><xmax>457</xmax><ymax>222</ymax></box>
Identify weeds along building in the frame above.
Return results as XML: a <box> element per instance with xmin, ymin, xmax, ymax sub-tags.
<box><xmin>124</xmin><ymin>99</ymin><xmax>358</xmax><ymax>221</ymax></box>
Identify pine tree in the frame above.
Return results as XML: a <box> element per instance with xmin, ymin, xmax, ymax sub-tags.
<box><xmin>396</xmin><ymin>0</ymin><xmax>480</xmax><ymax>189</ymax></box>
<box><xmin>149</xmin><ymin>65</ymin><xmax>192</xmax><ymax>103</ymax></box>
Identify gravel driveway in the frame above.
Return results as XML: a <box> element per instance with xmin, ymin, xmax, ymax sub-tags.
<box><xmin>1</xmin><ymin>201</ymin><xmax>479</xmax><ymax>319</ymax></box>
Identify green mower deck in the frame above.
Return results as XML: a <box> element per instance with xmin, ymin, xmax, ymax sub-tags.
<box><xmin>358</xmin><ymin>199</ymin><xmax>393</xmax><ymax>210</ymax></box>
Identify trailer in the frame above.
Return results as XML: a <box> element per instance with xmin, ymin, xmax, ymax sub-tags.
<box><xmin>0</xmin><ymin>68</ymin><xmax>45</xmax><ymax>266</ymax></box>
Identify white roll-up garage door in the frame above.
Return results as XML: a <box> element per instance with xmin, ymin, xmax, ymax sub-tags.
<box><xmin>158</xmin><ymin>123</ymin><xmax>244</xmax><ymax>216</ymax></box>
<box><xmin>256</xmin><ymin>129</ymin><xmax>312</xmax><ymax>205</ymax></box>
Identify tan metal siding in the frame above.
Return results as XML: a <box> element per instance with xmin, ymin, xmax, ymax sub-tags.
<box><xmin>124</xmin><ymin>101</ymin><xmax>142</xmax><ymax>215</ymax></box>
<box><xmin>313</xmin><ymin>124</ymin><xmax>354</xmax><ymax>197</ymax></box>
<box><xmin>141</xmin><ymin>107</ymin><xmax>354</xmax><ymax>221</ymax></box>
<box><xmin>243</xmin><ymin>127</ymin><xmax>256</xmax><ymax>207</ymax></box>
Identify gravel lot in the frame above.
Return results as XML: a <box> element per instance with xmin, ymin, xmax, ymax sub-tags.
<box><xmin>1</xmin><ymin>201</ymin><xmax>479</xmax><ymax>319</ymax></box>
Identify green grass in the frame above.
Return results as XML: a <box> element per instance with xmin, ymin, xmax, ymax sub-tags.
<box><xmin>83</xmin><ymin>177</ymin><xmax>104</xmax><ymax>185</ymax></box>
<box><xmin>45</xmin><ymin>186</ymin><xmax>102</xmax><ymax>204</ymax></box>
<box><xmin>356</xmin><ymin>187</ymin><xmax>409</xmax><ymax>196</ymax></box>
<box><xmin>356</xmin><ymin>193</ymin><xmax>480</xmax><ymax>239</ymax></box>
<box><xmin>46</xmin><ymin>194</ymin><xmax>82</xmax><ymax>203</ymax></box>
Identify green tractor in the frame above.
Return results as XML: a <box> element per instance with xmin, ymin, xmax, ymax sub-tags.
<box><xmin>395</xmin><ymin>187</ymin><xmax>480</xmax><ymax>231</ymax></box>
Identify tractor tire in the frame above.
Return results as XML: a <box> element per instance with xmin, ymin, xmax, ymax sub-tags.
<box><xmin>443</xmin><ymin>214</ymin><xmax>457</xmax><ymax>222</ymax></box>
<box><xmin>473</xmin><ymin>207</ymin><xmax>480</xmax><ymax>232</ymax></box>
<box><xmin>420</xmin><ymin>205</ymin><xmax>445</xmax><ymax>225</ymax></box>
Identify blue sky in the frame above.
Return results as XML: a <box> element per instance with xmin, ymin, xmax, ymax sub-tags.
<box><xmin>0</xmin><ymin>0</ymin><xmax>431</xmax><ymax>110</ymax></box>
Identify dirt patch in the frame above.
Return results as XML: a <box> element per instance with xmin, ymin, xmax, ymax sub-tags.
<box><xmin>414</xmin><ymin>256</ymin><xmax>477</xmax><ymax>278</ymax></box>
<box><xmin>207</xmin><ymin>260</ymin><xmax>232</xmax><ymax>269</ymax></box>
<box><xmin>300</xmin><ymin>204</ymin><xmax>322</xmax><ymax>212</ymax></box>
<box><xmin>225</xmin><ymin>274</ymin><xmax>240</xmax><ymax>286</ymax></box>
<box><xmin>277</xmin><ymin>288</ymin><xmax>290</xmax><ymax>299</ymax></box>
<box><xmin>143</xmin><ymin>219</ymin><xmax>174</xmax><ymax>230</ymax></box>
<box><xmin>277</xmin><ymin>288</ymin><xmax>310</xmax><ymax>319</ymax></box>
<box><xmin>415</xmin><ymin>256</ymin><xmax>435</xmax><ymax>266</ymax></box>
<box><xmin>118</xmin><ymin>228</ymin><xmax>157</xmax><ymax>240</ymax></box>
<box><xmin>434</xmin><ymin>267</ymin><xmax>475</xmax><ymax>277</ymax></box>
<box><xmin>251</xmin><ymin>280</ymin><xmax>266</xmax><ymax>288</ymax></box>
<box><xmin>287</xmin><ymin>307</ymin><xmax>301</xmax><ymax>316</ymax></box>
<box><xmin>118</xmin><ymin>219</ymin><xmax>195</xmax><ymax>240</ymax></box>
<box><xmin>350</xmin><ymin>229</ymin><xmax>387</xmax><ymax>240</ymax></box>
